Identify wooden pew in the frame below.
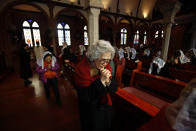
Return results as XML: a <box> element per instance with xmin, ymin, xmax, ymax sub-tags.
<box><xmin>169</xmin><ymin>68</ymin><xmax>196</xmax><ymax>83</ymax></box>
<box><xmin>130</xmin><ymin>70</ymin><xmax>187</xmax><ymax>101</ymax></box>
<box><xmin>125</xmin><ymin>60</ymin><xmax>138</xmax><ymax>70</ymax></box>
<box><xmin>115</xmin><ymin>64</ymin><xmax>123</xmax><ymax>88</ymax></box>
<box><xmin>114</xmin><ymin>69</ymin><xmax>187</xmax><ymax>117</ymax></box>
<box><xmin>177</xmin><ymin>64</ymin><xmax>196</xmax><ymax>72</ymax></box>
<box><xmin>116</xmin><ymin>61</ymin><xmax>142</xmax><ymax>88</ymax></box>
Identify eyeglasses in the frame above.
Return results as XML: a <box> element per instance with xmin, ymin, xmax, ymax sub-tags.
<box><xmin>99</xmin><ymin>59</ymin><xmax>111</xmax><ymax>64</ymax></box>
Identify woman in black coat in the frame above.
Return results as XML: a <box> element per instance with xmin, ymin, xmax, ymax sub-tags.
<box><xmin>74</xmin><ymin>40</ymin><xmax>117</xmax><ymax>131</ymax></box>
<box><xmin>19</xmin><ymin>44</ymin><xmax>32</xmax><ymax>86</ymax></box>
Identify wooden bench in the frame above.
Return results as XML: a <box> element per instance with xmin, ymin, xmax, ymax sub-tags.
<box><xmin>115</xmin><ymin>61</ymin><xmax>142</xmax><ymax>88</ymax></box>
<box><xmin>130</xmin><ymin>70</ymin><xmax>187</xmax><ymax>101</ymax></box>
<box><xmin>169</xmin><ymin>68</ymin><xmax>196</xmax><ymax>83</ymax></box>
<box><xmin>114</xmin><ymin>69</ymin><xmax>187</xmax><ymax>117</ymax></box>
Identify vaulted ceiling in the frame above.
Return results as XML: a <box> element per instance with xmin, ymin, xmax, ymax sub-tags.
<box><xmin>53</xmin><ymin>0</ymin><xmax>157</xmax><ymax>20</ymax></box>
<box><xmin>2</xmin><ymin>0</ymin><xmax>195</xmax><ymax>21</ymax></box>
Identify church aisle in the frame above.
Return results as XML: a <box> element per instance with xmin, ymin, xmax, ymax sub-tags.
<box><xmin>0</xmin><ymin>73</ymin><xmax>80</xmax><ymax>131</ymax></box>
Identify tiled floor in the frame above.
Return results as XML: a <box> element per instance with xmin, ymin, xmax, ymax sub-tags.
<box><xmin>0</xmin><ymin>73</ymin><xmax>80</xmax><ymax>131</ymax></box>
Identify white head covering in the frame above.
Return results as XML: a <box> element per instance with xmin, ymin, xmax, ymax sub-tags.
<box><xmin>148</xmin><ymin>57</ymin><xmax>166</xmax><ymax>74</ymax></box>
<box><xmin>79</xmin><ymin>45</ymin><xmax>86</xmax><ymax>55</ymax></box>
<box><xmin>179</xmin><ymin>50</ymin><xmax>190</xmax><ymax>64</ymax></box>
<box><xmin>125</xmin><ymin>46</ymin><xmax>131</xmax><ymax>59</ymax></box>
<box><xmin>173</xmin><ymin>88</ymin><xmax>196</xmax><ymax>131</ymax></box>
<box><xmin>144</xmin><ymin>48</ymin><xmax>150</xmax><ymax>56</ymax></box>
<box><xmin>118</xmin><ymin>47</ymin><xmax>124</xmax><ymax>60</ymax></box>
<box><xmin>156</xmin><ymin>50</ymin><xmax>161</xmax><ymax>58</ymax></box>
<box><xmin>36</xmin><ymin>51</ymin><xmax>56</xmax><ymax>69</ymax></box>
<box><xmin>130</xmin><ymin>48</ymin><xmax>137</xmax><ymax>59</ymax></box>
<box><xmin>140</xmin><ymin>44</ymin><xmax>144</xmax><ymax>48</ymax></box>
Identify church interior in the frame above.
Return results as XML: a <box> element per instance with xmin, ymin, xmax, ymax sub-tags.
<box><xmin>0</xmin><ymin>0</ymin><xmax>196</xmax><ymax>131</ymax></box>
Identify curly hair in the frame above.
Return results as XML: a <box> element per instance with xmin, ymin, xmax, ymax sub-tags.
<box><xmin>86</xmin><ymin>40</ymin><xmax>115</xmax><ymax>61</ymax></box>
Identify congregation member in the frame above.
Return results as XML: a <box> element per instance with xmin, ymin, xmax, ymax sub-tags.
<box><xmin>124</xmin><ymin>46</ymin><xmax>131</xmax><ymax>60</ymax></box>
<box><xmin>78</xmin><ymin>44</ymin><xmax>86</xmax><ymax>58</ymax></box>
<box><xmin>179</xmin><ymin>50</ymin><xmax>190</xmax><ymax>64</ymax></box>
<box><xmin>186</xmin><ymin>48</ymin><xmax>196</xmax><ymax>65</ymax></box>
<box><xmin>74</xmin><ymin>40</ymin><xmax>117</xmax><ymax>131</ymax></box>
<box><xmin>36</xmin><ymin>51</ymin><xmax>61</xmax><ymax>105</ymax></box>
<box><xmin>118</xmin><ymin>46</ymin><xmax>126</xmax><ymax>71</ymax></box>
<box><xmin>148</xmin><ymin>56</ymin><xmax>166</xmax><ymax>76</ymax></box>
<box><xmin>19</xmin><ymin>43</ymin><xmax>32</xmax><ymax>86</ymax></box>
<box><xmin>130</xmin><ymin>47</ymin><xmax>137</xmax><ymax>60</ymax></box>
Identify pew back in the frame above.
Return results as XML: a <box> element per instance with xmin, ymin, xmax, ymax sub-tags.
<box><xmin>169</xmin><ymin>68</ymin><xmax>196</xmax><ymax>83</ymax></box>
<box><xmin>131</xmin><ymin>70</ymin><xmax>187</xmax><ymax>101</ymax></box>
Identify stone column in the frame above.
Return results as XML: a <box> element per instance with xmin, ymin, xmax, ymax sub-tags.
<box><xmin>159</xmin><ymin>1</ymin><xmax>181</xmax><ymax>61</ymax></box>
<box><xmin>86</xmin><ymin>0</ymin><xmax>103</xmax><ymax>45</ymax></box>
<box><xmin>88</xmin><ymin>8</ymin><xmax>100</xmax><ymax>44</ymax></box>
<box><xmin>161</xmin><ymin>23</ymin><xmax>172</xmax><ymax>60</ymax></box>
<box><xmin>48</xmin><ymin>4</ymin><xmax>57</xmax><ymax>55</ymax></box>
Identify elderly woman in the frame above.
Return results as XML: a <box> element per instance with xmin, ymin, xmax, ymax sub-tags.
<box><xmin>74</xmin><ymin>40</ymin><xmax>117</xmax><ymax>131</ymax></box>
<box><xmin>137</xmin><ymin>78</ymin><xmax>196</xmax><ymax>131</ymax></box>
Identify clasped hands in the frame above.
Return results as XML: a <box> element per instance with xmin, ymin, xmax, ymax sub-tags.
<box><xmin>100</xmin><ymin>68</ymin><xmax>111</xmax><ymax>86</ymax></box>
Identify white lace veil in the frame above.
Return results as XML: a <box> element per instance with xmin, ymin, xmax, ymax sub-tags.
<box><xmin>130</xmin><ymin>48</ymin><xmax>137</xmax><ymax>59</ymax></box>
<box><xmin>144</xmin><ymin>48</ymin><xmax>150</xmax><ymax>56</ymax></box>
<box><xmin>118</xmin><ymin>48</ymin><xmax>124</xmax><ymax>60</ymax></box>
<box><xmin>36</xmin><ymin>51</ymin><xmax>56</xmax><ymax>69</ymax></box>
<box><xmin>125</xmin><ymin>46</ymin><xmax>131</xmax><ymax>59</ymax></box>
<box><xmin>149</xmin><ymin>57</ymin><xmax>166</xmax><ymax>74</ymax></box>
<box><xmin>179</xmin><ymin>50</ymin><xmax>190</xmax><ymax>64</ymax></box>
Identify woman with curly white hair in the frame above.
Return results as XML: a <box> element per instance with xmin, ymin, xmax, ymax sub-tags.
<box><xmin>74</xmin><ymin>40</ymin><xmax>117</xmax><ymax>131</ymax></box>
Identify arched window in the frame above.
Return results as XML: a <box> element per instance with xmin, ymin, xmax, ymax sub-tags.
<box><xmin>22</xmin><ymin>20</ymin><xmax>41</xmax><ymax>47</ymax></box>
<box><xmin>155</xmin><ymin>31</ymin><xmax>159</xmax><ymax>38</ymax></box>
<box><xmin>161</xmin><ymin>30</ymin><xmax>164</xmax><ymax>38</ymax></box>
<box><xmin>144</xmin><ymin>31</ymin><xmax>147</xmax><ymax>44</ymax></box>
<box><xmin>134</xmin><ymin>30</ymin><xmax>139</xmax><ymax>44</ymax></box>
<box><xmin>57</xmin><ymin>23</ymin><xmax>71</xmax><ymax>46</ymax></box>
<box><xmin>120</xmin><ymin>28</ymin><xmax>127</xmax><ymax>45</ymax></box>
<box><xmin>84</xmin><ymin>25</ymin><xmax>88</xmax><ymax>45</ymax></box>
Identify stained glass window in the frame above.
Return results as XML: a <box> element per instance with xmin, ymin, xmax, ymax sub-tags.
<box><xmin>22</xmin><ymin>20</ymin><xmax>41</xmax><ymax>47</ymax></box>
<box><xmin>161</xmin><ymin>30</ymin><xmax>164</xmax><ymax>38</ymax></box>
<box><xmin>57</xmin><ymin>23</ymin><xmax>71</xmax><ymax>46</ymax></box>
<box><xmin>120</xmin><ymin>28</ymin><xmax>127</xmax><ymax>45</ymax></box>
<box><xmin>33</xmin><ymin>29</ymin><xmax>41</xmax><ymax>46</ymax></box>
<box><xmin>23</xmin><ymin>28</ymin><xmax>33</xmax><ymax>46</ymax></box>
<box><xmin>144</xmin><ymin>31</ymin><xmax>147</xmax><ymax>44</ymax></box>
<box><xmin>134</xmin><ymin>30</ymin><xmax>139</xmax><ymax>44</ymax></box>
<box><xmin>84</xmin><ymin>25</ymin><xmax>88</xmax><ymax>45</ymax></box>
<box><xmin>155</xmin><ymin>31</ymin><xmax>159</xmax><ymax>38</ymax></box>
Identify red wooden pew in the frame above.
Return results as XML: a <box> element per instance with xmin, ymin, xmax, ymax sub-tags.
<box><xmin>169</xmin><ymin>68</ymin><xmax>196</xmax><ymax>83</ymax></box>
<box><xmin>114</xmin><ymin>69</ymin><xmax>187</xmax><ymax>117</ymax></box>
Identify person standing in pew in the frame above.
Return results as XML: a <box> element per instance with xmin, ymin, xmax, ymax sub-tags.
<box><xmin>137</xmin><ymin>78</ymin><xmax>196</xmax><ymax>131</ymax></box>
<box><xmin>74</xmin><ymin>40</ymin><xmax>117</xmax><ymax>131</ymax></box>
